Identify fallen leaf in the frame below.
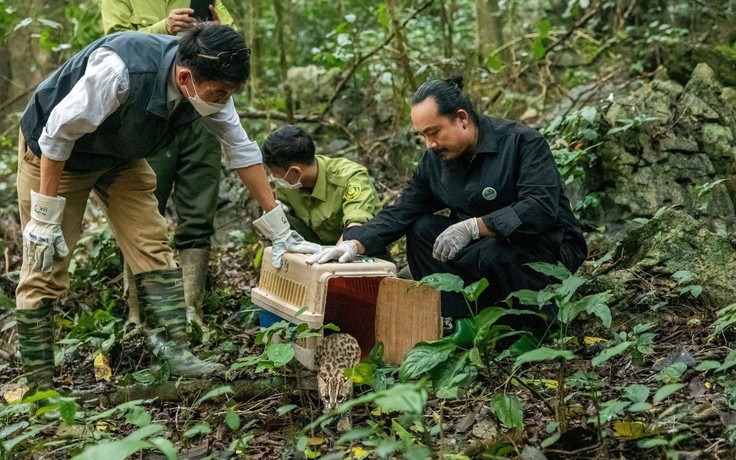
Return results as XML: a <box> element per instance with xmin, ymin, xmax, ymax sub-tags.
<box><xmin>308</xmin><ymin>437</ymin><xmax>326</xmax><ymax>446</ymax></box>
<box><xmin>613</xmin><ymin>420</ymin><xmax>647</xmax><ymax>437</ymax></box>
<box><xmin>351</xmin><ymin>446</ymin><xmax>370</xmax><ymax>459</ymax></box>
<box><xmin>3</xmin><ymin>386</ymin><xmax>28</xmax><ymax>403</ymax></box>
<box><xmin>94</xmin><ymin>353</ymin><xmax>112</xmax><ymax>382</ymax></box>
<box><xmin>584</xmin><ymin>336</ymin><xmax>607</xmax><ymax>345</ymax></box>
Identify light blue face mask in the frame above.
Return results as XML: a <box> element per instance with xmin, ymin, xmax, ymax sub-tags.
<box><xmin>272</xmin><ymin>167</ymin><xmax>303</xmax><ymax>190</ymax></box>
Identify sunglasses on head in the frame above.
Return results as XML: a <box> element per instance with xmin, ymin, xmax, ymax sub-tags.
<box><xmin>197</xmin><ymin>48</ymin><xmax>250</xmax><ymax>67</ymax></box>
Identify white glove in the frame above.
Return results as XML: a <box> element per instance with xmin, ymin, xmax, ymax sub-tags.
<box><xmin>306</xmin><ymin>241</ymin><xmax>358</xmax><ymax>264</ymax></box>
<box><xmin>433</xmin><ymin>218</ymin><xmax>480</xmax><ymax>262</ymax></box>
<box><xmin>23</xmin><ymin>190</ymin><xmax>69</xmax><ymax>272</ymax></box>
<box><xmin>252</xmin><ymin>205</ymin><xmax>321</xmax><ymax>268</ymax></box>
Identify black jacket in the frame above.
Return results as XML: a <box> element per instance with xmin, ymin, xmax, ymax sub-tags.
<box><xmin>348</xmin><ymin>116</ymin><xmax>587</xmax><ymax>270</ymax></box>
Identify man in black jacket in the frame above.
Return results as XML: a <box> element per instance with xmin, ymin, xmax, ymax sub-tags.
<box><xmin>308</xmin><ymin>76</ymin><xmax>587</xmax><ymax>333</ymax></box>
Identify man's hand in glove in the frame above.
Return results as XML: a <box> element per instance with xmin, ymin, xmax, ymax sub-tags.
<box><xmin>252</xmin><ymin>205</ymin><xmax>321</xmax><ymax>268</ymax></box>
<box><xmin>23</xmin><ymin>190</ymin><xmax>69</xmax><ymax>272</ymax></box>
<box><xmin>306</xmin><ymin>241</ymin><xmax>358</xmax><ymax>264</ymax></box>
<box><xmin>433</xmin><ymin>218</ymin><xmax>480</xmax><ymax>262</ymax></box>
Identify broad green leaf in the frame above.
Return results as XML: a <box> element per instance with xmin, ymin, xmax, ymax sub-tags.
<box><xmin>513</xmin><ymin>347</ymin><xmax>575</xmax><ymax>370</ymax></box>
<box><xmin>391</xmin><ymin>419</ymin><xmax>415</xmax><ymax>442</ymax></box>
<box><xmin>653</xmin><ymin>383</ymin><xmax>686</xmax><ymax>404</ymax></box>
<box><xmin>531</xmin><ymin>39</ymin><xmax>546</xmax><ymax>60</ymax></box>
<box><xmin>656</xmin><ymin>363</ymin><xmax>687</xmax><ymax>384</ymax></box>
<box><xmin>595</xmin><ymin>399</ymin><xmax>630</xmax><ymax>423</ymax></box>
<box><xmin>148</xmin><ymin>437</ymin><xmax>178</xmax><ymax>460</ymax></box>
<box><xmin>628</xmin><ymin>402</ymin><xmax>652</xmax><ymax>412</ymax></box>
<box><xmin>416</xmin><ymin>273</ymin><xmax>465</xmax><ymax>293</ymax></box>
<box><xmin>580</xmin><ymin>106</ymin><xmax>597</xmax><ymax>125</ymax></box>
<box><xmin>226</xmin><ymin>409</ymin><xmax>241</xmax><ymax>430</ymax></box>
<box><xmin>527</xmin><ymin>261</ymin><xmax>571</xmax><ymax>281</ymax></box>
<box><xmin>337</xmin><ymin>428</ymin><xmax>374</xmax><ymax>444</ymax></box>
<box><xmin>592</xmin><ymin>341</ymin><xmax>632</xmax><ymax>366</ymax></box>
<box><xmin>296</xmin><ymin>436</ymin><xmax>309</xmax><ymax>451</ymax></box>
<box><xmin>463</xmin><ymin>278</ymin><xmax>489</xmax><ymax>301</ymax></box>
<box><xmin>538</xmin><ymin>18</ymin><xmax>551</xmax><ymax>39</ymax></box>
<box><xmin>125</xmin><ymin>424</ymin><xmax>164</xmax><ymax>441</ymax></box>
<box><xmin>399</xmin><ymin>341</ymin><xmax>456</xmax><ymax>381</ymax></box>
<box><xmin>695</xmin><ymin>360</ymin><xmax>721</xmax><ymax>372</ymax></box>
<box><xmin>58</xmin><ymin>397</ymin><xmax>77</xmax><ymax>425</ymax></box>
<box><xmin>490</xmin><ymin>393</ymin><xmax>524</xmax><ymax>430</ymax></box>
<box><xmin>277</xmin><ymin>404</ymin><xmax>298</xmax><ymax>416</ymax></box>
<box><xmin>559</xmin><ymin>275</ymin><xmax>587</xmax><ymax>301</ymax></box>
<box><xmin>349</xmin><ymin>362</ymin><xmax>375</xmax><ymax>386</ymax></box>
<box><xmin>21</xmin><ymin>389</ymin><xmax>58</xmax><ymax>403</ymax></box>
<box><xmin>266</xmin><ymin>342</ymin><xmax>295</xmax><ymax>367</ymax></box>
<box><xmin>71</xmin><ymin>439</ymin><xmax>152</xmax><ymax>460</ymax></box>
<box><xmin>195</xmin><ymin>385</ymin><xmax>234</xmax><ymax>406</ymax></box>
<box><xmin>366</xmin><ymin>340</ymin><xmax>385</xmax><ymax>365</ymax></box>
<box><xmin>623</xmin><ymin>384</ymin><xmax>650</xmax><ymax>403</ymax></box>
<box><xmin>430</xmin><ymin>354</ymin><xmax>471</xmax><ymax>394</ymax></box>
<box><xmin>374</xmin><ymin>383</ymin><xmax>428</xmax><ymax>415</ymax></box>
<box><xmin>637</xmin><ymin>438</ymin><xmax>669</xmax><ymax>448</ymax></box>
<box><xmin>183</xmin><ymin>422</ymin><xmax>212</xmax><ymax>438</ymax></box>
<box><xmin>1</xmin><ymin>424</ymin><xmax>45</xmax><ymax>454</ymax></box>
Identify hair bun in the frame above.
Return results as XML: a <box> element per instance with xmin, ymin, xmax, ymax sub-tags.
<box><xmin>446</xmin><ymin>75</ymin><xmax>464</xmax><ymax>90</ymax></box>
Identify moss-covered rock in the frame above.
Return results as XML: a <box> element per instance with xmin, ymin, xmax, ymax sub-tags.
<box><xmin>593</xmin><ymin>208</ymin><xmax>736</xmax><ymax>308</ymax></box>
<box><xmin>583</xmin><ymin>64</ymin><xmax>736</xmax><ymax>242</ymax></box>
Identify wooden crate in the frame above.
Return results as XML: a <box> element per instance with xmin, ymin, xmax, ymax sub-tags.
<box><xmin>375</xmin><ymin>277</ymin><xmax>442</xmax><ymax>365</ymax></box>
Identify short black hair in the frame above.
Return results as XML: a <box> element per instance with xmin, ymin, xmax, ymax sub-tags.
<box><xmin>411</xmin><ymin>75</ymin><xmax>480</xmax><ymax>126</ymax></box>
<box><xmin>176</xmin><ymin>23</ymin><xmax>250</xmax><ymax>84</ymax></box>
<box><xmin>262</xmin><ymin>125</ymin><xmax>317</xmax><ymax>168</ymax></box>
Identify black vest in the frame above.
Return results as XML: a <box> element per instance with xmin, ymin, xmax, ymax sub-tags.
<box><xmin>20</xmin><ymin>32</ymin><xmax>199</xmax><ymax>172</ymax></box>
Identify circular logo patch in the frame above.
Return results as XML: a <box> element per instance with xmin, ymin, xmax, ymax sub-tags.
<box><xmin>344</xmin><ymin>184</ymin><xmax>362</xmax><ymax>200</ymax></box>
<box><xmin>482</xmin><ymin>187</ymin><xmax>497</xmax><ymax>201</ymax></box>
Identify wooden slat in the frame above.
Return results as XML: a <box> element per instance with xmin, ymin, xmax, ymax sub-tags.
<box><xmin>375</xmin><ymin>278</ymin><xmax>442</xmax><ymax>365</ymax></box>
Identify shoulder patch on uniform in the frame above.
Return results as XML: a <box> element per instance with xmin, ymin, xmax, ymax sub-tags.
<box><xmin>344</xmin><ymin>183</ymin><xmax>361</xmax><ymax>200</ymax></box>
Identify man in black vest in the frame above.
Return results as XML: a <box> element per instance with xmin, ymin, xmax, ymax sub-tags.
<box><xmin>15</xmin><ymin>23</ymin><xmax>319</xmax><ymax>391</ymax></box>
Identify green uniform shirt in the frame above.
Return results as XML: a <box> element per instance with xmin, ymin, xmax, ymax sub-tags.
<box><xmin>277</xmin><ymin>155</ymin><xmax>382</xmax><ymax>244</ymax></box>
<box><xmin>101</xmin><ymin>0</ymin><xmax>234</xmax><ymax>35</ymax></box>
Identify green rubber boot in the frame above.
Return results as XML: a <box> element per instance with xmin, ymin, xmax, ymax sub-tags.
<box><xmin>445</xmin><ymin>317</ymin><xmax>477</xmax><ymax>349</ymax></box>
<box><xmin>16</xmin><ymin>304</ymin><xmax>55</xmax><ymax>391</ymax></box>
<box><xmin>179</xmin><ymin>248</ymin><xmax>209</xmax><ymax>330</ymax></box>
<box><xmin>136</xmin><ymin>268</ymin><xmax>224</xmax><ymax>378</ymax></box>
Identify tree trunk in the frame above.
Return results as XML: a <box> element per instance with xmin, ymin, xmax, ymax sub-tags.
<box><xmin>438</xmin><ymin>0</ymin><xmax>454</xmax><ymax>75</ymax></box>
<box><xmin>387</xmin><ymin>0</ymin><xmax>418</xmax><ymax>92</ymax></box>
<box><xmin>272</xmin><ymin>0</ymin><xmax>293</xmax><ymax>122</ymax></box>
<box><xmin>475</xmin><ymin>0</ymin><xmax>506</xmax><ymax>65</ymax></box>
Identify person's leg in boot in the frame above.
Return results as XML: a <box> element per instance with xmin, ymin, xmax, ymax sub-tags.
<box><xmin>123</xmin><ymin>262</ymin><xmax>141</xmax><ymax>325</ymax></box>
<box><xmin>179</xmin><ymin>248</ymin><xmax>209</xmax><ymax>330</ymax></box>
<box><xmin>136</xmin><ymin>268</ymin><xmax>224</xmax><ymax>377</ymax></box>
<box><xmin>16</xmin><ymin>133</ymin><xmax>98</xmax><ymax>392</ymax></box>
<box><xmin>163</xmin><ymin>121</ymin><xmax>221</xmax><ymax>329</ymax></box>
<box><xmin>16</xmin><ymin>303</ymin><xmax>55</xmax><ymax>392</ymax></box>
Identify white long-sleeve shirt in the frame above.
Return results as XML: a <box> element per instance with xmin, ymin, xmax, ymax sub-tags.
<box><xmin>38</xmin><ymin>47</ymin><xmax>262</xmax><ymax>170</ymax></box>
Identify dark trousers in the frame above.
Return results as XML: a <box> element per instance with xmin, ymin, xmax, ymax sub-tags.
<box><xmin>406</xmin><ymin>214</ymin><xmax>582</xmax><ymax>318</ymax></box>
<box><xmin>146</xmin><ymin>118</ymin><xmax>221</xmax><ymax>250</ymax></box>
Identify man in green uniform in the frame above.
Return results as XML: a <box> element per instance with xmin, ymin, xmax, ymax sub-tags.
<box><xmin>261</xmin><ymin>125</ymin><xmax>382</xmax><ymax>245</ymax></box>
<box><xmin>100</xmin><ymin>0</ymin><xmax>235</xmax><ymax>329</ymax></box>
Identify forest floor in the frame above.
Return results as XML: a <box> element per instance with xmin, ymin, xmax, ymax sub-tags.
<box><xmin>1</xmin><ymin>223</ymin><xmax>734</xmax><ymax>459</ymax></box>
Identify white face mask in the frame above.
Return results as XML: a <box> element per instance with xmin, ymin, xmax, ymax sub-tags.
<box><xmin>183</xmin><ymin>71</ymin><xmax>226</xmax><ymax>116</ymax></box>
<box><xmin>273</xmin><ymin>167</ymin><xmax>303</xmax><ymax>190</ymax></box>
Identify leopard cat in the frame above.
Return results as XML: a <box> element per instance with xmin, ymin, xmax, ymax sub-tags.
<box><xmin>315</xmin><ymin>333</ymin><xmax>361</xmax><ymax>432</ymax></box>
